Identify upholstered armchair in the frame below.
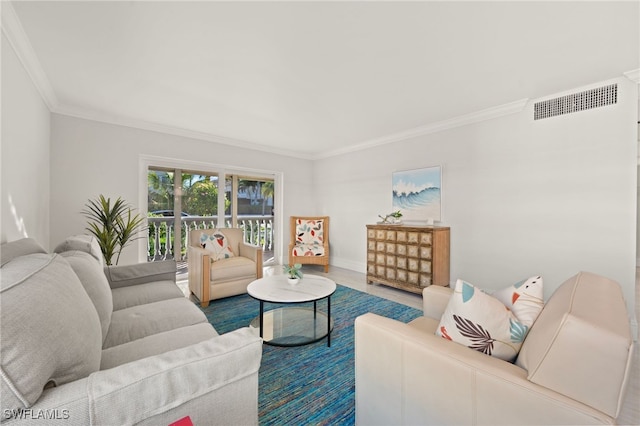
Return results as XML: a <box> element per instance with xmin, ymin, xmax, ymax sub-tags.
<box><xmin>188</xmin><ymin>228</ymin><xmax>263</xmax><ymax>307</ymax></box>
<box><xmin>289</xmin><ymin>216</ymin><xmax>330</xmax><ymax>272</ymax></box>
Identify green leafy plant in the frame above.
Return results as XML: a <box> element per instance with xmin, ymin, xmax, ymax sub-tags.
<box><xmin>83</xmin><ymin>195</ymin><xmax>146</xmax><ymax>265</ymax></box>
<box><xmin>378</xmin><ymin>210</ymin><xmax>403</xmax><ymax>223</ymax></box>
<box><xmin>283</xmin><ymin>263</ymin><xmax>303</xmax><ymax>279</ymax></box>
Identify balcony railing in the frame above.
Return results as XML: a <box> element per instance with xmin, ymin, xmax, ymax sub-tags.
<box><xmin>147</xmin><ymin>215</ymin><xmax>274</xmax><ymax>262</ymax></box>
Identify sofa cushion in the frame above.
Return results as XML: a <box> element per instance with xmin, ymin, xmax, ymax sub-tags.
<box><xmin>100</xmin><ymin>323</ymin><xmax>218</xmax><ymax>370</ymax></box>
<box><xmin>291</xmin><ymin>243</ymin><xmax>325</xmax><ymax>257</ymax></box>
<box><xmin>59</xmin><ymin>251</ymin><xmax>113</xmax><ymax>343</ymax></box>
<box><xmin>0</xmin><ymin>253</ymin><xmax>102</xmax><ymax>410</ymax></box>
<box><xmin>104</xmin><ymin>260</ymin><xmax>177</xmax><ymax>289</ymax></box>
<box><xmin>210</xmin><ymin>256</ymin><xmax>256</xmax><ymax>281</ymax></box>
<box><xmin>436</xmin><ymin>278</ymin><xmax>541</xmax><ymax>362</ymax></box>
<box><xmin>54</xmin><ymin>234</ymin><xmax>103</xmax><ymax>267</ymax></box>
<box><xmin>103</xmin><ymin>298</ymin><xmax>208</xmax><ymax>348</ymax></box>
<box><xmin>200</xmin><ymin>230</ymin><xmax>235</xmax><ymax>261</ymax></box>
<box><xmin>111</xmin><ymin>280</ymin><xmax>185</xmax><ymax>311</ymax></box>
<box><xmin>0</xmin><ymin>238</ymin><xmax>47</xmax><ymax>267</ymax></box>
<box><xmin>516</xmin><ymin>271</ymin><xmax>633</xmax><ymax>418</ymax></box>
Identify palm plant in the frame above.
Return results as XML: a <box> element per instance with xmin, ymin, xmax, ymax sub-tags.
<box><xmin>82</xmin><ymin>195</ymin><xmax>146</xmax><ymax>265</ymax></box>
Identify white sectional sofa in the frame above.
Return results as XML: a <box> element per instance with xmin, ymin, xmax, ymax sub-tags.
<box><xmin>1</xmin><ymin>236</ymin><xmax>262</xmax><ymax>425</ymax></box>
<box><xmin>355</xmin><ymin>271</ymin><xmax>634</xmax><ymax>425</ymax></box>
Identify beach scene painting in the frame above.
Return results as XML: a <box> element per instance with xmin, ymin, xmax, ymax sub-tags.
<box><xmin>392</xmin><ymin>166</ymin><xmax>441</xmax><ymax>223</ymax></box>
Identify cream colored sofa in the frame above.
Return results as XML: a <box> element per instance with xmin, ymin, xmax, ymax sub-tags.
<box><xmin>1</xmin><ymin>236</ymin><xmax>262</xmax><ymax>425</ymax></box>
<box><xmin>188</xmin><ymin>228</ymin><xmax>263</xmax><ymax>307</ymax></box>
<box><xmin>355</xmin><ymin>271</ymin><xmax>634</xmax><ymax>425</ymax></box>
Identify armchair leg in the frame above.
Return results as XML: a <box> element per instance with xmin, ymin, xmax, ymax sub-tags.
<box><xmin>202</xmin><ymin>254</ymin><xmax>211</xmax><ymax>308</ymax></box>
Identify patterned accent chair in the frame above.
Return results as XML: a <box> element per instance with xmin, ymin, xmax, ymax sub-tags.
<box><xmin>289</xmin><ymin>216</ymin><xmax>329</xmax><ymax>273</ymax></box>
<box><xmin>188</xmin><ymin>228</ymin><xmax>263</xmax><ymax>307</ymax></box>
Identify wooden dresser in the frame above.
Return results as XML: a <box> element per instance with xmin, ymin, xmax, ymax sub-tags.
<box><xmin>366</xmin><ymin>224</ymin><xmax>450</xmax><ymax>294</ymax></box>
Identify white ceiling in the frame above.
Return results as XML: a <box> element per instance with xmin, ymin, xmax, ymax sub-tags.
<box><xmin>7</xmin><ymin>1</ymin><xmax>639</xmax><ymax>158</ymax></box>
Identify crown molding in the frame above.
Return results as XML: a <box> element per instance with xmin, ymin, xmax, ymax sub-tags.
<box><xmin>1</xmin><ymin>1</ymin><xmax>58</xmax><ymax>110</ymax></box>
<box><xmin>317</xmin><ymin>98</ymin><xmax>529</xmax><ymax>159</ymax></box>
<box><xmin>624</xmin><ymin>68</ymin><xmax>640</xmax><ymax>84</ymax></box>
<box><xmin>54</xmin><ymin>98</ymin><xmax>529</xmax><ymax>161</ymax></box>
<box><xmin>54</xmin><ymin>99</ymin><xmax>529</xmax><ymax>162</ymax></box>
<box><xmin>52</xmin><ymin>104</ymin><xmax>315</xmax><ymax>160</ymax></box>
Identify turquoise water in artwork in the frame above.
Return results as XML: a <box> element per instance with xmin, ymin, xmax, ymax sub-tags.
<box><xmin>392</xmin><ymin>186</ymin><xmax>440</xmax><ymax>210</ymax></box>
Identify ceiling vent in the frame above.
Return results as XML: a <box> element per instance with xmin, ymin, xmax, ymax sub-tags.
<box><xmin>534</xmin><ymin>83</ymin><xmax>617</xmax><ymax>120</ymax></box>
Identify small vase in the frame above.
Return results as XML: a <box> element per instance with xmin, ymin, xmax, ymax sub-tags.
<box><xmin>287</xmin><ymin>277</ymin><xmax>300</xmax><ymax>285</ymax></box>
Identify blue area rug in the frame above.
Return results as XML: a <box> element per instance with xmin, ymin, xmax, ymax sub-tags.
<box><xmin>200</xmin><ymin>284</ymin><xmax>422</xmax><ymax>425</ymax></box>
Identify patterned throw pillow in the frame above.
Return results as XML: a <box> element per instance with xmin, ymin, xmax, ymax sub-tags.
<box><xmin>436</xmin><ymin>277</ymin><xmax>544</xmax><ymax>362</ymax></box>
<box><xmin>200</xmin><ymin>231</ymin><xmax>235</xmax><ymax>261</ymax></box>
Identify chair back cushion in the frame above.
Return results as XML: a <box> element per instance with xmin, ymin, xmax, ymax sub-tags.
<box><xmin>516</xmin><ymin>271</ymin><xmax>633</xmax><ymax>418</ymax></box>
<box><xmin>59</xmin><ymin>250</ymin><xmax>114</xmax><ymax>343</ymax></box>
<box><xmin>1</xmin><ymin>253</ymin><xmax>102</xmax><ymax>410</ymax></box>
<box><xmin>294</xmin><ymin>218</ymin><xmax>325</xmax><ymax>247</ymax></box>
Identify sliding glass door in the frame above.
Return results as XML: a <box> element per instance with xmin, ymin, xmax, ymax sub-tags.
<box><xmin>147</xmin><ymin>167</ymin><xmax>275</xmax><ymax>264</ymax></box>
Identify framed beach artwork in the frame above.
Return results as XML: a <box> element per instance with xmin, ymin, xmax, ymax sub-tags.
<box><xmin>392</xmin><ymin>166</ymin><xmax>441</xmax><ymax>223</ymax></box>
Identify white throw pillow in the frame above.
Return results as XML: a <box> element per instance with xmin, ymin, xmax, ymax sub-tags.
<box><xmin>436</xmin><ymin>277</ymin><xmax>544</xmax><ymax>362</ymax></box>
<box><xmin>491</xmin><ymin>275</ymin><xmax>544</xmax><ymax>328</ymax></box>
<box><xmin>200</xmin><ymin>230</ymin><xmax>235</xmax><ymax>261</ymax></box>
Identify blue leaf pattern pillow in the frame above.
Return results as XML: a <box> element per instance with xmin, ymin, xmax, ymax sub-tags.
<box><xmin>436</xmin><ymin>277</ymin><xmax>544</xmax><ymax>362</ymax></box>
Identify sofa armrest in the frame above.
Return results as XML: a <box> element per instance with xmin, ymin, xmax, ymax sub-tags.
<box><xmin>2</xmin><ymin>378</ymin><xmax>91</xmax><ymax>425</ymax></box>
<box><xmin>421</xmin><ymin>285</ymin><xmax>452</xmax><ymax>320</ymax></box>
<box><xmin>104</xmin><ymin>260</ymin><xmax>176</xmax><ymax>289</ymax></box>
<box><xmin>354</xmin><ymin>313</ymin><xmax>614</xmax><ymax>426</ymax></box>
<box><xmin>88</xmin><ymin>328</ymin><xmax>262</xmax><ymax>426</ymax></box>
<box><xmin>525</xmin><ymin>313</ymin><xmax>634</xmax><ymax>418</ymax></box>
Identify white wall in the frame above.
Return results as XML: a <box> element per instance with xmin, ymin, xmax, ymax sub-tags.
<box><xmin>49</xmin><ymin>114</ymin><xmax>314</xmax><ymax>264</ymax></box>
<box><xmin>315</xmin><ymin>77</ymin><xmax>638</xmax><ymax>329</ymax></box>
<box><xmin>1</xmin><ymin>33</ymin><xmax>51</xmax><ymax>246</ymax></box>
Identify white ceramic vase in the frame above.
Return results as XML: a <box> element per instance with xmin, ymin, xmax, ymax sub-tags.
<box><xmin>287</xmin><ymin>277</ymin><xmax>300</xmax><ymax>285</ymax></box>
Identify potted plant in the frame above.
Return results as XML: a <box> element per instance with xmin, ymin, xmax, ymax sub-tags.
<box><xmin>283</xmin><ymin>263</ymin><xmax>303</xmax><ymax>285</ymax></box>
<box><xmin>378</xmin><ymin>210</ymin><xmax>403</xmax><ymax>224</ymax></box>
<box><xmin>82</xmin><ymin>195</ymin><xmax>146</xmax><ymax>265</ymax></box>
<box><xmin>389</xmin><ymin>210</ymin><xmax>403</xmax><ymax>223</ymax></box>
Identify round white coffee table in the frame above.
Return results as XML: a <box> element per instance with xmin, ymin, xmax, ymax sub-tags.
<box><xmin>247</xmin><ymin>274</ymin><xmax>336</xmax><ymax>347</ymax></box>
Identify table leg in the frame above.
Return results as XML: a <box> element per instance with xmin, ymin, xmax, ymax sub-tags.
<box><xmin>327</xmin><ymin>295</ymin><xmax>331</xmax><ymax>347</ymax></box>
<box><xmin>259</xmin><ymin>300</ymin><xmax>264</xmax><ymax>339</ymax></box>
<box><xmin>314</xmin><ymin>300</ymin><xmax>317</xmax><ymax>319</ymax></box>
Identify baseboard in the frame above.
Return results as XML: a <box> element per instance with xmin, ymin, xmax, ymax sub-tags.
<box><xmin>330</xmin><ymin>258</ymin><xmax>366</xmax><ymax>274</ymax></box>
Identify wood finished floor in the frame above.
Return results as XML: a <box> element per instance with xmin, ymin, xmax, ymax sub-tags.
<box><xmin>178</xmin><ymin>265</ymin><xmax>639</xmax><ymax>425</ymax></box>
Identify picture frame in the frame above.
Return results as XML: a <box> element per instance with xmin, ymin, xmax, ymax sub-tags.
<box><xmin>392</xmin><ymin>166</ymin><xmax>442</xmax><ymax>224</ymax></box>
